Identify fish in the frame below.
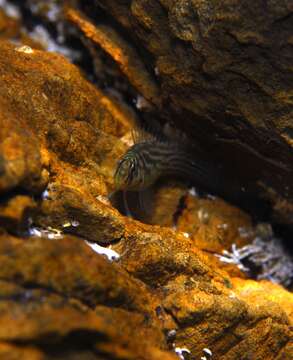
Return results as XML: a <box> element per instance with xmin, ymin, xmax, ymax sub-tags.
<box><xmin>113</xmin><ymin>117</ymin><xmax>239</xmax><ymax>221</ymax></box>
<box><xmin>113</xmin><ymin>117</ymin><xmax>257</xmax><ymax>221</ymax></box>
<box><xmin>114</xmin><ymin>137</ymin><xmax>219</xmax><ymax>193</ymax></box>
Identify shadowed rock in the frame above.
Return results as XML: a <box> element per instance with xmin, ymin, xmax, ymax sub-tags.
<box><xmin>0</xmin><ymin>3</ymin><xmax>292</xmax><ymax>358</ymax></box>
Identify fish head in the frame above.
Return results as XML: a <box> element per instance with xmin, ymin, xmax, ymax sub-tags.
<box><xmin>114</xmin><ymin>152</ymin><xmax>144</xmax><ymax>191</ymax></box>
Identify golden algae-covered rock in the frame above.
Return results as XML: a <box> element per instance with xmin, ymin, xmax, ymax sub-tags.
<box><xmin>0</xmin><ymin>3</ymin><xmax>291</xmax><ymax>359</ymax></box>
<box><xmin>70</xmin><ymin>0</ymin><xmax>293</xmax><ymax>226</ymax></box>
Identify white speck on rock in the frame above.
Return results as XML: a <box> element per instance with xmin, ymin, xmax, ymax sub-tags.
<box><xmin>217</xmin><ymin>223</ymin><xmax>228</xmax><ymax>230</ymax></box>
<box><xmin>15</xmin><ymin>45</ymin><xmax>34</xmax><ymax>54</ymax></box>
<box><xmin>29</xmin><ymin>226</ymin><xmax>63</xmax><ymax>240</ymax></box>
<box><xmin>229</xmin><ymin>292</ymin><xmax>237</xmax><ymax>299</ymax></box>
<box><xmin>167</xmin><ymin>329</ymin><xmax>177</xmax><ymax>339</ymax></box>
<box><xmin>42</xmin><ymin>93</ymin><xmax>49</xmax><ymax>101</ymax></box>
<box><xmin>135</xmin><ymin>95</ymin><xmax>152</xmax><ymax>110</ymax></box>
<box><xmin>203</xmin><ymin>348</ymin><xmax>213</xmax><ymax>356</ymax></box>
<box><xmin>29</xmin><ymin>227</ymin><xmax>42</xmax><ymax>237</ymax></box>
<box><xmin>198</xmin><ymin>208</ymin><xmax>209</xmax><ymax>224</ymax></box>
<box><xmin>174</xmin><ymin>347</ymin><xmax>191</xmax><ymax>360</ymax></box>
<box><xmin>207</xmin><ymin>194</ymin><xmax>216</xmax><ymax>200</ymax></box>
<box><xmin>85</xmin><ymin>241</ymin><xmax>120</xmax><ymax>261</ymax></box>
<box><xmin>41</xmin><ymin>189</ymin><xmax>50</xmax><ymax>199</ymax></box>
<box><xmin>96</xmin><ymin>195</ymin><xmax>111</xmax><ymax>206</ymax></box>
<box><xmin>188</xmin><ymin>187</ymin><xmax>198</xmax><ymax>197</ymax></box>
<box><xmin>62</xmin><ymin>222</ymin><xmax>71</xmax><ymax>228</ymax></box>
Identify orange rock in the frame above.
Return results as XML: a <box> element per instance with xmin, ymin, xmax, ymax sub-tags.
<box><xmin>0</xmin><ymin>17</ymin><xmax>291</xmax><ymax>360</ymax></box>
<box><xmin>0</xmin><ymin>195</ymin><xmax>37</xmax><ymax>234</ymax></box>
<box><xmin>0</xmin><ymin>279</ymin><xmax>177</xmax><ymax>360</ymax></box>
<box><xmin>177</xmin><ymin>194</ymin><xmax>254</xmax><ymax>253</ymax></box>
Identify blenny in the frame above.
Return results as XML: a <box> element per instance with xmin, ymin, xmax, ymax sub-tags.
<box><xmin>114</xmin><ymin>121</ymin><xmax>220</xmax><ymax>195</ymax></box>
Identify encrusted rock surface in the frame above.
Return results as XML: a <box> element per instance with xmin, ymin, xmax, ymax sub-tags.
<box><xmin>0</xmin><ymin>2</ymin><xmax>292</xmax><ymax>360</ymax></box>
<box><xmin>69</xmin><ymin>0</ymin><xmax>293</xmax><ymax>227</ymax></box>
<box><xmin>0</xmin><ymin>236</ymin><xmax>177</xmax><ymax>360</ymax></box>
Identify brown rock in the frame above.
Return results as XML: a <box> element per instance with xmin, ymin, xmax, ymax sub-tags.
<box><xmin>36</xmin><ymin>171</ymin><xmax>125</xmax><ymax>244</ymax></box>
<box><xmin>0</xmin><ymin>40</ymin><xmax>132</xmax><ymax>241</ymax></box>
<box><xmin>76</xmin><ymin>0</ymin><xmax>293</xmax><ymax>226</ymax></box>
<box><xmin>114</xmin><ymin>216</ymin><xmax>292</xmax><ymax>359</ymax></box>
<box><xmin>116</xmin><ymin>223</ymin><xmax>224</xmax><ymax>288</ymax></box>
<box><xmin>0</xmin><ymin>280</ymin><xmax>176</xmax><ymax>360</ymax></box>
<box><xmin>0</xmin><ymin>8</ymin><xmax>20</xmax><ymax>40</ymax></box>
<box><xmin>0</xmin><ymin>343</ymin><xmax>44</xmax><ymax>360</ymax></box>
<box><xmin>0</xmin><ymin>195</ymin><xmax>37</xmax><ymax>235</ymax></box>
<box><xmin>0</xmin><ymin>8</ymin><xmax>291</xmax><ymax>360</ymax></box>
<box><xmin>162</xmin><ymin>279</ymin><xmax>292</xmax><ymax>359</ymax></box>
<box><xmin>0</xmin><ymin>98</ymin><xmax>44</xmax><ymax>193</ymax></box>
<box><xmin>176</xmin><ymin>193</ymin><xmax>254</xmax><ymax>253</ymax></box>
<box><xmin>65</xmin><ymin>7</ymin><xmax>161</xmax><ymax>107</ymax></box>
<box><xmin>0</xmin><ymin>40</ymin><xmax>130</xmax><ymax>167</ymax></box>
<box><xmin>0</xmin><ymin>234</ymin><xmax>158</xmax><ymax>314</ymax></box>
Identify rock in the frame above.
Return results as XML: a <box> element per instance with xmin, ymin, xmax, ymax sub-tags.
<box><xmin>116</xmin><ymin>223</ymin><xmax>226</xmax><ymax>288</ymax></box>
<box><xmin>0</xmin><ymin>230</ymin><xmax>291</xmax><ymax>359</ymax></box>
<box><xmin>0</xmin><ymin>97</ymin><xmax>44</xmax><ymax>193</ymax></box>
<box><xmin>0</xmin><ymin>5</ymin><xmax>292</xmax><ymax>359</ymax></box>
<box><xmin>0</xmin><ymin>40</ymin><xmax>132</xmax><ymax>242</ymax></box>
<box><xmin>65</xmin><ymin>7</ymin><xmax>161</xmax><ymax>107</ymax></box>
<box><xmin>114</xmin><ymin>214</ymin><xmax>293</xmax><ymax>358</ymax></box>
<box><xmin>0</xmin><ymin>234</ymin><xmax>156</xmax><ymax>313</ymax></box>
<box><xmin>0</xmin><ymin>279</ymin><xmax>176</xmax><ymax>360</ymax></box>
<box><xmin>162</xmin><ymin>279</ymin><xmax>292</xmax><ymax>359</ymax></box>
<box><xmin>0</xmin><ymin>8</ymin><xmax>20</xmax><ymax>40</ymax></box>
<box><xmin>71</xmin><ymin>0</ymin><xmax>293</xmax><ymax>227</ymax></box>
<box><xmin>0</xmin><ymin>343</ymin><xmax>44</xmax><ymax>360</ymax></box>
<box><xmin>36</xmin><ymin>171</ymin><xmax>125</xmax><ymax>244</ymax></box>
<box><xmin>0</xmin><ymin>233</ymin><xmax>179</xmax><ymax>359</ymax></box>
<box><xmin>176</xmin><ymin>193</ymin><xmax>254</xmax><ymax>253</ymax></box>
<box><xmin>0</xmin><ymin>195</ymin><xmax>37</xmax><ymax>235</ymax></box>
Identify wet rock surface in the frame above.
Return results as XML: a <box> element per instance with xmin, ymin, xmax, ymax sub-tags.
<box><xmin>68</xmin><ymin>0</ymin><xmax>293</xmax><ymax>227</ymax></box>
<box><xmin>0</xmin><ymin>2</ymin><xmax>292</xmax><ymax>360</ymax></box>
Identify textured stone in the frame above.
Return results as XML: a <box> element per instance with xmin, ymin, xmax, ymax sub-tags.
<box><xmin>0</xmin><ymin>40</ymin><xmax>131</xmax><ymax>242</ymax></box>
<box><xmin>0</xmin><ymin>195</ymin><xmax>37</xmax><ymax>235</ymax></box>
<box><xmin>86</xmin><ymin>0</ymin><xmax>293</xmax><ymax>226</ymax></box>
<box><xmin>0</xmin><ymin>5</ymin><xmax>292</xmax><ymax>359</ymax></box>
<box><xmin>0</xmin><ymin>278</ymin><xmax>176</xmax><ymax>360</ymax></box>
<box><xmin>176</xmin><ymin>193</ymin><xmax>254</xmax><ymax>253</ymax></box>
<box><xmin>0</xmin><ymin>234</ymin><xmax>158</xmax><ymax>313</ymax></box>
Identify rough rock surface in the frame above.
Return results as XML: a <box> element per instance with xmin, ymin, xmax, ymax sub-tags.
<box><xmin>70</xmin><ymin>0</ymin><xmax>293</xmax><ymax>227</ymax></box>
<box><xmin>0</xmin><ymin>3</ymin><xmax>292</xmax><ymax>360</ymax></box>
<box><xmin>0</xmin><ymin>234</ymin><xmax>178</xmax><ymax>360</ymax></box>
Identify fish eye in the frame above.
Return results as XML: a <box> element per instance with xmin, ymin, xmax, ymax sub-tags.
<box><xmin>114</xmin><ymin>153</ymin><xmax>140</xmax><ymax>190</ymax></box>
<box><xmin>126</xmin><ymin>160</ymin><xmax>135</xmax><ymax>181</ymax></box>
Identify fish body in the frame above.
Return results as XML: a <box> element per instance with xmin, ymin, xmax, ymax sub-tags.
<box><xmin>114</xmin><ymin>139</ymin><xmax>215</xmax><ymax>192</ymax></box>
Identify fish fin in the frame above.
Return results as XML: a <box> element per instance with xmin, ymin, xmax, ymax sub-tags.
<box><xmin>131</xmin><ymin>127</ymin><xmax>156</xmax><ymax>144</ymax></box>
<box><xmin>132</xmin><ymin>115</ymin><xmax>168</xmax><ymax>144</ymax></box>
<box><xmin>122</xmin><ymin>191</ymin><xmax>133</xmax><ymax>218</ymax></box>
<box><xmin>137</xmin><ymin>188</ymin><xmax>154</xmax><ymax>221</ymax></box>
<box><xmin>117</xmin><ymin>189</ymin><xmax>154</xmax><ymax>222</ymax></box>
